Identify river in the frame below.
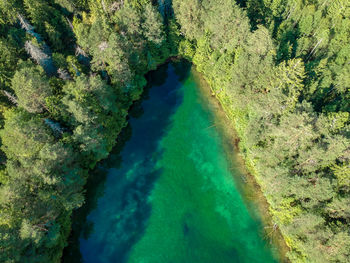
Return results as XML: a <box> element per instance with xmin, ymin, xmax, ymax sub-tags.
<box><xmin>63</xmin><ymin>61</ymin><xmax>279</xmax><ymax>263</ymax></box>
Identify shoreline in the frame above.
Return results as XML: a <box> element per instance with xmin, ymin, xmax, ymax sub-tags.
<box><xmin>63</xmin><ymin>59</ymin><xmax>289</xmax><ymax>262</ymax></box>
<box><xmin>191</xmin><ymin>64</ymin><xmax>290</xmax><ymax>262</ymax></box>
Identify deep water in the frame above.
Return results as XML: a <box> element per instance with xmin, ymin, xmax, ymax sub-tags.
<box><xmin>63</xmin><ymin>61</ymin><xmax>278</xmax><ymax>263</ymax></box>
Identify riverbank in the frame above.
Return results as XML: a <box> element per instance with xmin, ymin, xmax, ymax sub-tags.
<box><xmin>63</xmin><ymin>60</ymin><xmax>279</xmax><ymax>262</ymax></box>
<box><xmin>190</xmin><ymin>64</ymin><xmax>290</xmax><ymax>262</ymax></box>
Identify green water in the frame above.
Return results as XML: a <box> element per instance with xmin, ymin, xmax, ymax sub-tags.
<box><xmin>64</xmin><ymin>61</ymin><xmax>278</xmax><ymax>263</ymax></box>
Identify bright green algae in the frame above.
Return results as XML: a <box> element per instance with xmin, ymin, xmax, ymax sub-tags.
<box><xmin>72</xmin><ymin>62</ymin><xmax>278</xmax><ymax>263</ymax></box>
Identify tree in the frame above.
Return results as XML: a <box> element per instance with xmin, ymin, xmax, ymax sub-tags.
<box><xmin>142</xmin><ymin>3</ymin><xmax>165</xmax><ymax>45</ymax></box>
<box><xmin>0</xmin><ymin>38</ymin><xmax>19</xmax><ymax>88</ymax></box>
<box><xmin>0</xmin><ymin>0</ymin><xmax>23</xmax><ymax>24</ymax></box>
<box><xmin>62</xmin><ymin>74</ymin><xmax>117</xmax><ymax>124</ymax></box>
<box><xmin>172</xmin><ymin>0</ymin><xmax>204</xmax><ymax>40</ymax></box>
<box><xmin>1</xmin><ymin>110</ymin><xmax>54</xmax><ymax>161</ymax></box>
<box><xmin>11</xmin><ymin>61</ymin><xmax>52</xmax><ymax>113</ymax></box>
<box><xmin>332</xmin><ymin>164</ymin><xmax>350</xmax><ymax>191</ymax></box>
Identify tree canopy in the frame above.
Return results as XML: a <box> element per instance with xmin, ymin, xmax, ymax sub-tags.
<box><xmin>0</xmin><ymin>0</ymin><xmax>349</xmax><ymax>262</ymax></box>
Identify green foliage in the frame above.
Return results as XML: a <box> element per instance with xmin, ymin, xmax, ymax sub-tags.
<box><xmin>172</xmin><ymin>0</ymin><xmax>203</xmax><ymax>40</ymax></box>
<box><xmin>62</xmin><ymin>74</ymin><xmax>117</xmax><ymax>124</ymax></box>
<box><xmin>0</xmin><ymin>0</ymin><xmax>169</xmax><ymax>262</ymax></box>
<box><xmin>142</xmin><ymin>3</ymin><xmax>165</xmax><ymax>45</ymax></box>
<box><xmin>23</xmin><ymin>0</ymin><xmax>68</xmax><ymax>48</ymax></box>
<box><xmin>0</xmin><ymin>0</ymin><xmax>23</xmax><ymax>24</ymax></box>
<box><xmin>332</xmin><ymin>164</ymin><xmax>350</xmax><ymax>191</ymax></box>
<box><xmin>243</xmin><ymin>0</ymin><xmax>350</xmax><ymax>112</ymax></box>
<box><xmin>0</xmin><ymin>38</ymin><xmax>19</xmax><ymax>88</ymax></box>
<box><xmin>0</xmin><ymin>0</ymin><xmax>349</xmax><ymax>262</ymax></box>
<box><xmin>11</xmin><ymin>61</ymin><xmax>52</xmax><ymax>113</ymax></box>
<box><xmin>1</xmin><ymin>110</ymin><xmax>54</xmax><ymax>160</ymax></box>
<box><xmin>172</xmin><ymin>0</ymin><xmax>350</xmax><ymax>262</ymax></box>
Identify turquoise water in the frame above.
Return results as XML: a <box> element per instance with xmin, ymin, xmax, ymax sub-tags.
<box><xmin>63</xmin><ymin>61</ymin><xmax>278</xmax><ymax>263</ymax></box>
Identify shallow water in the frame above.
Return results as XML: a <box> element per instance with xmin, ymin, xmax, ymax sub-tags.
<box><xmin>63</xmin><ymin>61</ymin><xmax>278</xmax><ymax>263</ymax></box>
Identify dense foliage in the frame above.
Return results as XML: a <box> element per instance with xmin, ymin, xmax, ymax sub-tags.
<box><xmin>0</xmin><ymin>0</ymin><xmax>349</xmax><ymax>262</ymax></box>
<box><xmin>172</xmin><ymin>0</ymin><xmax>350</xmax><ymax>262</ymax></box>
<box><xmin>0</xmin><ymin>0</ymin><xmax>171</xmax><ymax>262</ymax></box>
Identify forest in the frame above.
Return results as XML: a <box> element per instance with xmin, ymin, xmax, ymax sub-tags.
<box><xmin>0</xmin><ymin>0</ymin><xmax>349</xmax><ymax>262</ymax></box>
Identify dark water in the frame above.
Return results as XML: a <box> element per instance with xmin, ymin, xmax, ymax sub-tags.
<box><xmin>63</xmin><ymin>61</ymin><xmax>278</xmax><ymax>263</ymax></box>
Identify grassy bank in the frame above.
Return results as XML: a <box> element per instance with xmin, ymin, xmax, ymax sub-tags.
<box><xmin>192</xmin><ymin>66</ymin><xmax>290</xmax><ymax>262</ymax></box>
<box><xmin>172</xmin><ymin>1</ymin><xmax>350</xmax><ymax>261</ymax></box>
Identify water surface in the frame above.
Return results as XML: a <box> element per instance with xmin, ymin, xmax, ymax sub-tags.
<box><xmin>64</xmin><ymin>61</ymin><xmax>278</xmax><ymax>263</ymax></box>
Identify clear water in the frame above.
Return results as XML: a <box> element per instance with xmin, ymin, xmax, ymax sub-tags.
<box><xmin>64</xmin><ymin>61</ymin><xmax>278</xmax><ymax>263</ymax></box>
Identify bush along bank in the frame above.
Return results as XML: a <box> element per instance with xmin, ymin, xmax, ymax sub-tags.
<box><xmin>172</xmin><ymin>0</ymin><xmax>350</xmax><ymax>262</ymax></box>
<box><xmin>0</xmin><ymin>1</ymin><xmax>173</xmax><ymax>262</ymax></box>
<box><xmin>0</xmin><ymin>0</ymin><xmax>349</xmax><ymax>262</ymax></box>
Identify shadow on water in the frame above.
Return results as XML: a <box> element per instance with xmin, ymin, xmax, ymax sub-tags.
<box><xmin>62</xmin><ymin>125</ymin><xmax>132</xmax><ymax>263</ymax></box>
<box><xmin>62</xmin><ymin>60</ymin><xmax>191</xmax><ymax>263</ymax></box>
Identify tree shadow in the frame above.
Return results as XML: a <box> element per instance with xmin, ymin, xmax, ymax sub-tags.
<box><xmin>61</xmin><ymin>124</ymin><xmax>132</xmax><ymax>263</ymax></box>
<box><xmin>62</xmin><ymin>60</ymin><xmax>191</xmax><ymax>263</ymax></box>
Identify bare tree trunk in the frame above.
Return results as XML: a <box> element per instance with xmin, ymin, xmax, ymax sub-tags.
<box><xmin>17</xmin><ymin>14</ymin><xmax>34</xmax><ymax>32</ymax></box>
<box><xmin>75</xmin><ymin>45</ymin><xmax>88</xmax><ymax>57</ymax></box>
<box><xmin>25</xmin><ymin>41</ymin><xmax>56</xmax><ymax>75</ymax></box>
<box><xmin>2</xmin><ymin>90</ymin><xmax>18</xmax><ymax>105</ymax></box>
<box><xmin>307</xmin><ymin>38</ymin><xmax>323</xmax><ymax>61</ymax></box>
<box><xmin>58</xmin><ymin>68</ymin><xmax>72</xmax><ymax>80</ymax></box>
<box><xmin>66</xmin><ymin>17</ymin><xmax>74</xmax><ymax>31</ymax></box>
<box><xmin>101</xmin><ymin>0</ymin><xmax>107</xmax><ymax>13</ymax></box>
<box><xmin>18</xmin><ymin>14</ymin><xmax>42</xmax><ymax>42</ymax></box>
